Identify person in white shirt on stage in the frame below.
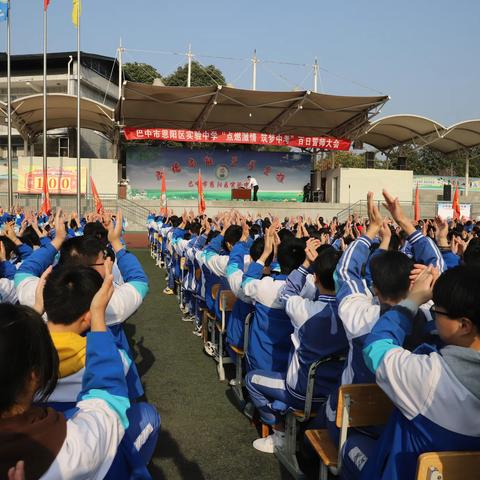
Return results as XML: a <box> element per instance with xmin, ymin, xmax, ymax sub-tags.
<box><xmin>247</xmin><ymin>176</ymin><xmax>259</xmax><ymax>201</ymax></box>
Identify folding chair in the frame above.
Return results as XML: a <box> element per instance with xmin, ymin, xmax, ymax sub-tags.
<box><xmin>275</xmin><ymin>355</ymin><xmax>345</xmax><ymax>480</ymax></box>
<box><xmin>416</xmin><ymin>451</ymin><xmax>480</xmax><ymax>480</ymax></box>
<box><xmin>228</xmin><ymin>311</ymin><xmax>253</xmax><ymax>408</ymax></box>
<box><xmin>157</xmin><ymin>235</ymin><xmax>164</xmax><ymax>267</ymax></box>
<box><xmin>305</xmin><ymin>383</ymin><xmax>393</xmax><ymax>480</ymax></box>
<box><xmin>215</xmin><ymin>290</ymin><xmax>236</xmax><ymax>381</ymax></box>
<box><xmin>150</xmin><ymin>232</ymin><xmax>157</xmax><ymax>258</ymax></box>
<box><xmin>203</xmin><ymin>283</ymin><xmax>220</xmax><ymax>348</ymax></box>
<box><xmin>176</xmin><ymin>257</ymin><xmax>186</xmax><ymax>306</ymax></box>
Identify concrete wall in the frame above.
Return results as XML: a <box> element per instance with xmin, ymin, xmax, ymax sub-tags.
<box><xmin>17</xmin><ymin>156</ymin><xmax>118</xmax><ymax>195</ymax></box>
<box><xmin>323</xmin><ymin>168</ymin><xmax>413</xmax><ymax>204</ymax></box>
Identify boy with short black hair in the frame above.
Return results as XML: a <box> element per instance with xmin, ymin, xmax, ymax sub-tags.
<box><xmin>43</xmin><ymin>263</ymin><xmax>144</xmax><ymax>405</ymax></box>
<box><xmin>246</xmin><ymin>239</ymin><xmax>348</xmax><ymax>453</ymax></box>
<box><xmin>241</xmin><ymin>224</ymin><xmax>306</xmax><ymax>373</ymax></box>
<box><xmin>355</xmin><ymin>265</ymin><xmax>480</xmax><ymax>480</ymax></box>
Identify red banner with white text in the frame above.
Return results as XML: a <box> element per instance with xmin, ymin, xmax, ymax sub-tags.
<box><xmin>123</xmin><ymin>127</ymin><xmax>351</xmax><ymax>150</ymax></box>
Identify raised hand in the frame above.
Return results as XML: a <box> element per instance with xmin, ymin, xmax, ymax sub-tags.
<box><xmin>33</xmin><ymin>266</ymin><xmax>53</xmax><ymax>316</ymax></box>
<box><xmin>382</xmin><ymin>189</ymin><xmax>415</xmax><ymax>234</ymax></box>
<box><xmin>379</xmin><ymin>220</ymin><xmax>392</xmax><ymax>250</ymax></box>
<box><xmin>108</xmin><ymin>209</ymin><xmax>124</xmax><ymax>252</ymax></box>
<box><xmin>90</xmin><ymin>258</ymin><xmax>114</xmax><ymax>332</ymax></box>
<box><xmin>303</xmin><ymin>238</ymin><xmax>321</xmax><ymax>267</ymax></box>
<box><xmin>434</xmin><ymin>216</ymin><xmax>449</xmax><ymax>247</ymax></box>
<box><xmin>240</xmin><ymin>219</ymin><xmax>250</xmax><ymax>242</ymax></box>
<box><xmin>365</xmin><ymin>192</ymin><xmax>383</xmax><ymax>240</ymax></box>
<box><xmin>408</xmin><ymin>265</ymin><xmax>439</xmax><ymax>306</ymax></box>
<box><xmin>259</xmin><ymin>226</ymin><xmax>274</xmax><ymax>263</ymax></box>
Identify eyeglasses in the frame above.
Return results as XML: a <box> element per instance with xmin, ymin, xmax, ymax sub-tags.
<box><xmin>88</xmin><ymin>251</ymin><xmax>108</xmax><ymax>267</ymax></box>
<box><xmin>430</xmin><ymin>305</ymin><xmax>455</xmax><ymax>319</ymax></box>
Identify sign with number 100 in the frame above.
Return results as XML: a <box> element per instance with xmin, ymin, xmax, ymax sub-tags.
<box><xmin>19</xmin><ymin>167</ymin><xmax>83</xmax><ymax>195</ymax></box>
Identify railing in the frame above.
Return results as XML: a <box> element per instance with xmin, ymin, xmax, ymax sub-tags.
<box><xmin>0</xmin><ymin>193</ymin><xmax>151</xmax><ymax>231</ymax></box>
<box><xmin>335</xmin><ymin>200</ymin><xmax>471</xmax><ymax>223</ymax></box>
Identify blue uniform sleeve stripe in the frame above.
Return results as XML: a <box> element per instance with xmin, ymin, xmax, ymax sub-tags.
<box><xmin>14</xmin><ymin>272</ymin><xmax>34</xmax><ymax>288</ymax></box>
<box><xmin>130</xmin><ymin>281</ymin><xmax>149</xmax><ymax>299</ymax></box>
<box><xmin>363</xmin><ymin>338</ymin><xmax>399</xmax><ymax>373</ymax></box>
<box><xmin>81</xmin><ymin>389</ymin><xmax>130</xmax><ymax>429</ymax></box>
<box><xmin>226</xmin><ymin>263</ymin><xmax>240</xmax><ymax>277</ymax></box>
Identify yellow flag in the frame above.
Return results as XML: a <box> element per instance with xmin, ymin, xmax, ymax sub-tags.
<box><xmin>72</xmin><ymin>0</ymin><xmax>81</xmax><ymax>27</ymax></box>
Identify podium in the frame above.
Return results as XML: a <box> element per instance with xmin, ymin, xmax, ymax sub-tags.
<box><xmin>231</xmin><ymin>188</ymin><xmax>251</xmax><ymax>200</ymax></box>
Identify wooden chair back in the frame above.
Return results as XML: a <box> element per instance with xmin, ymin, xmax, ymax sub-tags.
<box><xmin>211</xmin><ymin>284</ymin><xmax>221</xmax><ymax>301</ymax></box>
<box><xmin>220</xmin><ymin>290</ymin><xmax>237</xmax><ymax>313</ymax></box>
<box><xmin>416</xmin><ymin>451</ymin><xmax>480</xmax><ymax>480</ymax></box>
<box><xmin>336</xmin><ymin>383</ymin><xmax>393</xmax><ymax>429</ymax></box>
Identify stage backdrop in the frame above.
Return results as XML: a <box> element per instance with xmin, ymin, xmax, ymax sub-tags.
<box><xmin>126</xmin><ymin>146</ymin><xmax>311</xmax><ymax>202</ymax></box>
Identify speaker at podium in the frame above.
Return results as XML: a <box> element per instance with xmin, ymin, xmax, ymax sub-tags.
<box><xmin>443</xmin><ymin>184</ymin><xmax>452</xmax><ymax>201</ymax></box>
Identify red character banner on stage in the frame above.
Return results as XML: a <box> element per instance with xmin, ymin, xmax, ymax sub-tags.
<box><xmin>124</xmin><ymin>127</ymin><xmax>351</xmax><ymax>151</ymax></box>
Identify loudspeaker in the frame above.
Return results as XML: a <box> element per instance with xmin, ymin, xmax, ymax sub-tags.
<box><xmin>352</xmin><ymin>140</ymin><xmax>364</xmax><ymax>150</ymax></box>
<box><xmin>443</xmin><ymin>184</ymin><xmax>452</xmax><ymax>201</ymax></box>
<box><xmin>310</xmin><ymin>170</ymin><xmax>322</xmax><ymax>191</ymax></box>
<box><xmin>397</xmin><ymin>156</ymin><xmax>407</xmax><ymax>170</ymax></box>
<box><xmin>365</xmin><ymin>151</ymin><xmax>375</xmax><ymax>168</ymax></box>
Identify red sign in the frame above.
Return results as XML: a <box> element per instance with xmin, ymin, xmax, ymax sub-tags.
<box><xmin>123</xmin><ymin>128</ymin><xmax>351</xmax><ymax>151</ymax></box>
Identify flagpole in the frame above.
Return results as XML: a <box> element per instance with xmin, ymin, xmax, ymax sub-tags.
<box><xmin>6</xmin><ymin>0</ymin><xmax>12</xmax><ymax>209</ymax></box>
<box><xmin>76</xmin><ymin>7</ymin><xmax>81</xmax><ymax>214</ymax></box>
<box><xmin>43</xmin><ymin>6</ymin><xmax>47</xmax><ymax>194</ymax></box>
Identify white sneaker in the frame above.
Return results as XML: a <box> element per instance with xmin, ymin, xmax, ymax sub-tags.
<box><xmin>182</xmin><ymin>316</ymin><xmax>194</xmax><ymax>322</ymax></box>
<box><xmin>192</xmin><ymin>327</ymin><xmax>203</xmax><ymax>337</ymax></box>
<box><xmin>252</xmin><ymin>431</ymin><xmax>285</xmax><ymax>454</ymax></box>
<box><xmin>204</xmin><ymin>341</ymin><xmax>216</xmax><ymax>357</ymax></box>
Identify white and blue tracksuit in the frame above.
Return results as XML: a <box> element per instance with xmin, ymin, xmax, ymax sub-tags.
<box><xmin>246</xmin><ymin>265</ymin><xmax>348</xmax><ymax>425</ymax></box>
<box><xmin>0</xmin><ymin>258</ymin><xmax>18</xmax><ymax>303</ymax></box>
<box><xmin>14</xmin><ymin>241</ymin><xmax>148</xmax><ymax>400</ymax></box>
<box><xmin>43</xmin><ymin>331</ymin><xmax>159</xmax><ymax>479</ymax></box>
<box><xmin>327</xmin><ymin>231</ymin><xmax>444</xmax><ymax>439</ymax></box>
<box><xmin>225</xmin><ymin>240</ymin><xmax>254</xmax><ymax>351</ymax></box>
<box><xmin>241</xmin><ymin>261</ymin><xmax>292</xmax><ymax>372</ymax></box>
<box><xmin>340</xmin><ymin>303</ymin><xmax>480</xmax><ymax>480</ymax></box>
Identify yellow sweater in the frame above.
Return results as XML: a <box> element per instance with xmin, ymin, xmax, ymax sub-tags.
<box><xmin>50</xmin><ymin>331</ymin><xmax>87</xmax><ymax>378</ymax></box>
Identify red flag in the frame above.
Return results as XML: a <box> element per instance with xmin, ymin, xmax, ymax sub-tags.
<box><xmin>414</xmin><ymin>183</ymin><xmax>420</xmax><ymax>222</ymax></box>
<box><xmin>40</xmin><ymin>170</ymin><xmax>51</xmax><ymax>216</ymax></box>
<box><xmin>198</xmin><ymin>170</ymin><xmax>206</xmax><ymax>215</ymax></box>
<box><xmin>44</xmin><ymin>0</ymin><xmax>50</xmax><ymax>11</ymax></box>
<box><xmin>452</xmin><ymin>183</ymin><xmax>461</xmax><ymax>220</ymax></box>
<box><xmin>160</xmin><ymin>172</ymin><xmax>168</xmax><ymax>216</ymax></box>
<box><xmin>90</xmin><ymin>176</ymin><xmax>104</xmax><ymax>214</ymax></box>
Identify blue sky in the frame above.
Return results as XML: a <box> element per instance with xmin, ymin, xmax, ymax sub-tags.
<box><xmin>6</xmin><ymin>0</ymin><xmax>480</xmax><ymax>125</ymax></box>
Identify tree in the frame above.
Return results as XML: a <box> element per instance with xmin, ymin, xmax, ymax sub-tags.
<box><xmin>163</xmin><ymin>60</ymin><xmax>226</xmax><ymax>87</ymax></box>
<box><xmin>315</xmin><ymin>151</ymin><xmax>365</xmax><ymax>170</ymax></box>
<box><xmin>124</xmin><ymin>62</ymin><xmax>162</xmax><ymax>84</ymax></box>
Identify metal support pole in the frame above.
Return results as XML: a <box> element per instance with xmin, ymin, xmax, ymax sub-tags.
<box><xmin>7</xmin><ymin>0</ymin><xmax>12</xmax><ymax>209</ymax></box>
<box><xmin>252</xmin><ymin>49</ymin><xmax>257</xmax><ymax>91</ymax></box>
<box><xmin>118</xmin><ymin>38</ymin><xmax>123</xmax><ymax>99</ymax></box>
<box><xmin>76</xmin><ymin>16</ymin><xmax>81</xmax><ymax>214</ymax></box>
<box><xmin>313</xmin><ymin>58</ymin><xmax>318</xmax><ymax>93</ymax></box>
<box><xmin>465</xmin><ymin>155</ymin><xmax>470</xmax><ymax>197</ymax></box>
<box><xmin>187</xmin><ymin>43</ymin><xmax>192</xmax><ymax>87</ymax></box>
<box><xmin>43</xmin><ymin>8</ymin><xmax>48</xmax><ymax>184</ymax></box>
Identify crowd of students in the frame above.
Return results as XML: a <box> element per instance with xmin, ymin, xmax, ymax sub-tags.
<box><xmin>148</xmin><ymin>190</ymin><xmax>480</xmax><ymax>480</ymax></box>
<box><xmin>0</xmin><ymin>208</ymin><xmax>160</xmax><ymax>479</ymax></box>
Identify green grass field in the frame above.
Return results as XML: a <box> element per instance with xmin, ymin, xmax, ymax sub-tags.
<box><xmin>127</xmin><ymin>250</ymin><xmax>305</xmax><ymax>479</ymax></box>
